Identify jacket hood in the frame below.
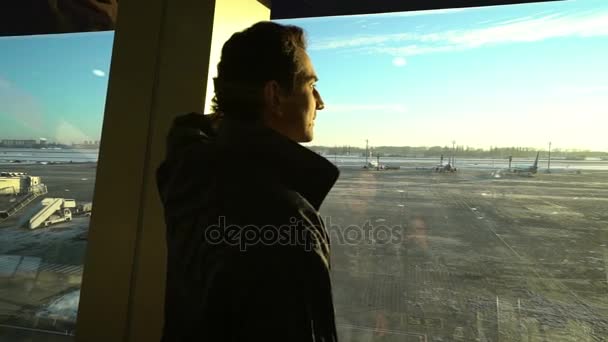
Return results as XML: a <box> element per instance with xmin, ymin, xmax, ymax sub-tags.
<box><xmin>156</xmin><ymin>112</ymin><xmax>339</xmax><ymax>219</ymax></box>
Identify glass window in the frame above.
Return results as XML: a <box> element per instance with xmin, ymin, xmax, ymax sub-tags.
<box><xmin>277</xmin><ymin>0</ymin><xmax>608</xmax><ymax>340</ymax></box>
<box><xmin>0</xmin><ymin>31</ymin><xmax>114</xmax><ymax>340</ymax></box>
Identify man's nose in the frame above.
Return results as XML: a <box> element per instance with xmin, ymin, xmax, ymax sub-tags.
<box><xmin>315</xmin><ymin>90</ymin><xmax>325</xmax><ymax>110</ymax></box>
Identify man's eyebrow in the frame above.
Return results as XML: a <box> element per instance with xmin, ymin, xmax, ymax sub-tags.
<box><xmin>303</xmin><ymin>74</ymin><xmax>318</xmax><ymax>82</ymax></box>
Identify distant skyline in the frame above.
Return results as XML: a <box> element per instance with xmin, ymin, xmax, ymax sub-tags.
<box><xmin>0</xmin><ymin>0</ymin><xmax>607</xmax><ymax>151</ymax></box>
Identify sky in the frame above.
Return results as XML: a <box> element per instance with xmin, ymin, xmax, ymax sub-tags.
<box><xmin>0</xmin><ymin>0</ymin><xmax>606</xmax><ymax>151</ymax></box>
<box><xmin>0</xmin><ymin>32</ymin><xmax>114</xmax><ymax>145</ymax></box>
<box><xmin>278</xmin><ymin>0</ymin><xmax>608</xmax><ymax>151</ymax></box>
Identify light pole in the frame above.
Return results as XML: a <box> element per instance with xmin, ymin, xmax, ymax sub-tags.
<box><xmin>548</xmin><ymin>141</ymin><xmax>552</xmax><ymax>172</ymax></box>
<box><xmin>334</xmin><ymin>145</ymin><xmax>337</xmax><ymax>164</ymax></box>
<box><xmin>452</xmin><ymin>140</ymin><xmax>456</xmax><ymax>167</ymax></box>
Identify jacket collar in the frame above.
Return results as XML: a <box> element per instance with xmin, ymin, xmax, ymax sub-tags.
<box><xmin>216</xmin><ymin>117</ymin><xmax>339</xmax><ymax>211</ymax></box>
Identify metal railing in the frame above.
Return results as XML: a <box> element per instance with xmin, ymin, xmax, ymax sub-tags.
<box><xmin>0</xmin><ymin>184</ymin><xmax>47</xmax><ymax>222</ymax></box>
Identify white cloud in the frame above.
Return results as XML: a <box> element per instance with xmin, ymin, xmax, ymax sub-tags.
<box><xmin>309</xmin><ymin>11</ymin><xmax>608</xmax><ymax>57</ymax></box>
<box><xmin>311</xmin><ymin>34</ymin><xmax>414</xmax><ymax>50</ymax></box>
<box><xmin>323</xmin><ymin>103</ymin><xmax>407</xmax><ymax>113</ymax></box>
<box><xmin>371</xmin><ymin>8</ymin><xmax>467</xmax><ymax>18</ymax></box>
<box><xmin>373</xmin><ymin>45</ymin><xmax>450</xmax><ymax>56</ymax></box>
<box><xmin>92</xmin><ymin>69</ymin><xmax>106</xmax><ymax>77</ymax></box>
<box><xmin>476</xmin><ymin>19</ymin><xmax>495</xmax><ymax>25</ymax></box>
<box><xmin>392</xmin><ymin>57</ymin><xmax>407</xmax><ymax>67</ymax></box>
<box><xmin>493</xmin><ymin>16</ymin><xmax>536</xmax><ymax>26</ymax></box>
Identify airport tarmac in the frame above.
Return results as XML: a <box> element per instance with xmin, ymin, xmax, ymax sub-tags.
<box><xmin>324</xmin><ymin>167</ymin><xmax>608</xmax><ymax>341</ymax></box>
<box><xmin>1</xmin><ymin>162</ymin><xmax>608</xmax><ymax>341</ymax></box>
<box><xmin>0</xmin><ymin>163</ymin><xmax>96</xmax><ymax>339</ymax></box>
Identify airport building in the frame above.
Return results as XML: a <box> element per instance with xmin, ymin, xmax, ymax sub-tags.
<box><xmin>0</xmin><ymin>139</ymin><xmax>38</xmax><ymax>147</ymax></box>
<box><xmin>0</xmin><ymin>172</ymin><xmax>42</xmax><ymax>195</ymax></box>
<box><xmin>71</xmin><ymin>140</ymin><xmax>101</xmax><ymax>149</ymax></box>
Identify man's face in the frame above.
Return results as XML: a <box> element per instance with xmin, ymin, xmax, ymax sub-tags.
<box><xmin>271</xmin><ymin>48</ymin><xmax>324</xmax><ymax>143</ymax></box>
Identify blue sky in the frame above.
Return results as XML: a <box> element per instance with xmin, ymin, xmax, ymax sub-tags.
<box><xmin>0</xmin><ymin>32</ymin><xmax>113</xmax><ymax>145</ymax></box>
<box><xmin>278</xmin><ymin>0</ymin><xmax>608</xmax><ymax>151</ymax></box>
<box><xmin>0</xmin><ymin>0</ymin><xmax>606</xmax><ymax>151</ymax></box>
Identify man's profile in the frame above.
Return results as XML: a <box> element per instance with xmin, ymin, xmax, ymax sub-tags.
<box><xmin>156</xmin><ymin>21</ymin><xmax>340</xmax><ymax>341</ymax></box>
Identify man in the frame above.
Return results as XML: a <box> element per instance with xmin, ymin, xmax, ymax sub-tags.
<box><xmin>156</xmin><ymin>21</ymin><xmax>340</xmax><ymax>341</ymax></box>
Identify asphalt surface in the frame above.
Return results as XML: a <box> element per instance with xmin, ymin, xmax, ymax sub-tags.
<box><xmin>0</xmin><ymin>163</ymin><xmax>95</xmax><ymax>339</ymax></box>
<box><xmin>1</xmin><ymin>163</ymin><xmax>608</xmax><ymax>341</ymax></box>
<box><xmin>325</xmin><ymin>167</ymin><xmax>608</xmax><ymax>341</ymax></box>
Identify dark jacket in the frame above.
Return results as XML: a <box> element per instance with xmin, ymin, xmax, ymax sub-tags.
<box><xmin>156</xmin><ymin>112</ymin><xmax>340</xmax><ymax>341</ymax></box>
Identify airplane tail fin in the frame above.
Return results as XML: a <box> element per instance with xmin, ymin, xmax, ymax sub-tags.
<box><xmin>533</xmin><ymin>151</ymin><xmax>540</xmax><ymax>168</ymax></box>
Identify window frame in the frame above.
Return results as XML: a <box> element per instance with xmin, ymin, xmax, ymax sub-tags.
<box><xmin>74</xmin><ymin>0</ymin><xmax>565</xmax><ymax>341</ymax></box>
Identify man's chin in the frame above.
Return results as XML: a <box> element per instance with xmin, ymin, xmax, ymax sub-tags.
<box><xmin>302</xmin><ymin>132</ymin><xmax>314</xmax><ymax>143</ymax></box>
<box><xmin>297</xmin><ymin>137</ymin><xmax>313</xmax><ymax>143</ymax></box>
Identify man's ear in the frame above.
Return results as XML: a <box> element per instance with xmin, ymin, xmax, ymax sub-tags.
<box><xmin>262</xmin><ymin>80</ymin><xmax>283</xmax><ymax>118</ymax></box>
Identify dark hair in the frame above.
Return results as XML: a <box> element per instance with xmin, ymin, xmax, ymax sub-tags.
<box><xmin>210</xmin><ymin>21</ymin><xmax>307</xmax><ymax>121</ymax></box>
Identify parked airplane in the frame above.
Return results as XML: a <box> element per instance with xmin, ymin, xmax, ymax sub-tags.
<box><xmin>363</xmin><ymin>150</ymin><xmax>400</xmax><ymax>170</ymax></box>
<box><xmin>491</xmin><ymin>152</ymin><xmax>540</xmax><ymax>177</ymax></box>
<box><xmin>510</xmin><ymin>151</ymin><xmax>540</xmax><ymax>174</ymax></box>
<box><xmin>434</xmin><ymin>154</ymin><xmax>457</xmax><ymax>173</ymax></box>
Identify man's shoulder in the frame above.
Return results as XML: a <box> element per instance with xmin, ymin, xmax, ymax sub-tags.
<box><xmin>221</xmin><ymin>175</ymin><xmax>314</xmax><ymax>216</ymax></box>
